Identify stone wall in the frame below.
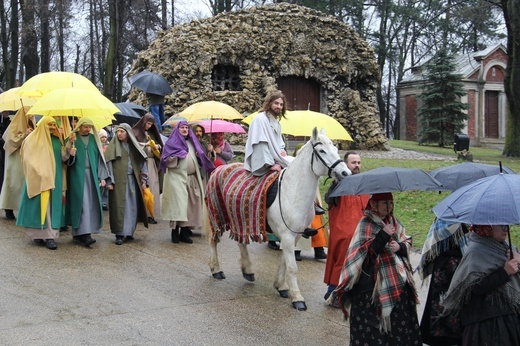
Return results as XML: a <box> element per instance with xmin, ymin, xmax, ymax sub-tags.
<box><xmin>129</xmin><ymin>3</ymin><xmax>389</xmax><ymax>150</ymax></box>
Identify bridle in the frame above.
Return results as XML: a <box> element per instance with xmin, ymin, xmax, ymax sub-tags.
<box><xmin>311</xmin><ymin>141</ymin><xmax>343</xmax><ymax>179</ymax></box>
<box><xmin>277</xmin><ymin>139</ymin><xmax>343</xmax><ymax>235</ymax></box>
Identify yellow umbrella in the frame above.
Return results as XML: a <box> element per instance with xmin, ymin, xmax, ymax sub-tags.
<box><xmin>0</xmin><ymin>87</ymin><xmax>38</xmax><ymax>111</ymax></box>
<box><xmin>242</xmin><ymin>110</ymin><xmax>352</xmax><ymax>141</ymax></box>
<box><xmin>17</xmin><ymin>71</ymin><xmax>99</xmax><ymax>98</ymax></box>
<box><xmin>27</xmin><ymin>88</ymin><xmax>118</xmax><ymax>129</ymax></box>
<box><xmin>179</xmin><ymin>101</ymin><xmax>243</xmax><ymax>122</ymax></box>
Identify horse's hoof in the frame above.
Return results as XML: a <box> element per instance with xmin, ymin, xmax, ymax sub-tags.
<box><xmin>242</xmin><ymin>272</ymin><xmax>255</xmax><ymax>282</ymax></box>
<box><xmin>278</xmin><ymin>290</ymin><xmax>289</xmax><ymax>298</ymax></box>
<box><xmin>292</xmin><ymin>301</ymin><xmax>307</xmax><ymax>311</ymax></box>
<box><xmin>212</xmin><ymin>271</ymin><xmax>226</xmax><ymax>280</ymax></box>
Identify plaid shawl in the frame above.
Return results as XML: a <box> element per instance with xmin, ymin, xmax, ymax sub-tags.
<box><xmin>206</xmin><ymin>163</ymin><xmax>279</xmax><ymax>244</ymax></box>
<box><xmin>417</xmin><ymin>219</ymin><xmax>469</xmax><ymax>280</ymax></box>
<box><xmin>335</xmin><ymin>209</ymin><xmax>417</xmax><ymax>332</ymax></box>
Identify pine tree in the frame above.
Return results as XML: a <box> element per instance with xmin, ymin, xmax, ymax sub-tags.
<box><xmin>418</xmin><ymin>48</ymin><xmax>469</xmax><ymax>147</ymax></box>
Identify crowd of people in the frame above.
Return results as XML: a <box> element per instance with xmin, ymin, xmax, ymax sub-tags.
<box><xmin>2</xmin><ymin>90</ymin><xmax>520</xmax><ymax>345</ymax></box>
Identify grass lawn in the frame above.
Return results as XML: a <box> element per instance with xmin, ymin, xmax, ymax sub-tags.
<box><xmin>318</xmin><ymin>140</ymin><xmax>520</xmax><ymax>250</ymax></box>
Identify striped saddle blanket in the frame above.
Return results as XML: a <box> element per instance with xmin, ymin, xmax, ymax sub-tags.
<box><xmin>206</xmin><ymin>163</ymin><xmax>279</xmax><ymax>244</ymax></box>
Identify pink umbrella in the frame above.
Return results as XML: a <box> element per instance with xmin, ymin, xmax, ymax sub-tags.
<box><xmin>198</xmin><ymin>119</ymin><xmax>245</xmax><ymax>134</ymax></box>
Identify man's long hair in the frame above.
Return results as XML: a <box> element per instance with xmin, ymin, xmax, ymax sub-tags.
<box><xmin>260</xmin><ymin>90</ymin><xmax>287</xmax><ymax>119</ymax></box>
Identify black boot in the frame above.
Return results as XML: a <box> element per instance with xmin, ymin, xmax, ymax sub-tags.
<box><xmin>295</xmin><ymin>250</ymin><xmax>302</xmax><ymax>261</ymax></box>
<box><xmin>171</xmin><ymin>227</ymin><xmax>180</xmax><ymax>243</ymax></box>
<box><xmin>45</xmin><ymin>239</ymin><xmax>57</xmax><ymax>250</ymax></box>
<box><xmin>314</xmin><ymin>247</ymin><xmax>327</xmax><ymax>259</ymax></box>
<box><xmin>5</xmin><ymin>209</ymin><xmax>15</xmax><ymax>220</ymax></box>
<box><xmin>179</xmin><ymin>227</ymin><xmax>193</xmax><ymax>244</ymax></box>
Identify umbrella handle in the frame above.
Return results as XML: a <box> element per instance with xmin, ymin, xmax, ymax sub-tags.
<box><xmin>508</xmin><ymin>227</ymin><xmax>513</xmax><ymax>260</ymax></box>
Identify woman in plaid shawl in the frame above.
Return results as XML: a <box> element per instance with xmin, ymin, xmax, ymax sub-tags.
<box><xmin>334</xmin><ymin>192</ymin><xmax>421</xmax><ymax>345</ymax></box>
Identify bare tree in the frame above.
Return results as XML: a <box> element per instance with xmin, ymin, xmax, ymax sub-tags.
<box><xmin>39</xmin><ymin>0</ymin><xmax>50</xmax><ymax>72</ymax></box>
<box><xmin>20</xmin><ymin>0</ymin><xmax>39</xmax><ymax>80</ymax></box>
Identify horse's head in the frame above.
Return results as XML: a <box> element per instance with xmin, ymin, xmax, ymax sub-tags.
<box><xmin>309</xmin><ymin>127</ymin><xmax>351</xmax><ymax>181</ymax></box>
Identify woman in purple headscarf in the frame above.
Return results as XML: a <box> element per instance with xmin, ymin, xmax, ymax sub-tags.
<box><xmin>160</xmin><ymin>121</ymin><xmax>215</xmax><ymax>244</ymax></box>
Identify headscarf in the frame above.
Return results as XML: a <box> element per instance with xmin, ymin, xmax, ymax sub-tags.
<box><xmin>132</xmin><ymin>112</ymin><xmax>163</xmax><ymax>147</ymax></box>
<box><xmin>160</xmin><ymin>120</ymin><xmax>215</xmax><ymax>173</ymax></box>
<box><xmin>471</xmin><ymin>224</ymin><xmax>493</xmax><ymax>237</ymax></box>
<box><xmin>442</xmin><ymin>231</ymin><xmax>520</xmax><ymax>315</ymax></box>
<box><xmin>98</xmin><ymin>128</ymin><xmax>107</xmax><ymax>139</ymax></box>
<box><xmin>2</xmin><ymin>106</ymin><xmax>36</xmax><ymax>155</ymax></box>
<box><xmin>72</xmin><ymin>117</ymin><xmax>106</xmax><ymax>164</ymax></box>
<box><xmin>21</xmin><ymin>116</ymin><xmax>59</xmax><ymax>198</ymax></box>
<box><xmin>104</xmin><ymin>123</ymin><xmax>147</xmax><ymax>163</ymax></box>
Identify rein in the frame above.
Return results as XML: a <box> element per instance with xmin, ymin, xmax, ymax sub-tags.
<box><xmin>277</xmin><ymin>141</ymin><xmax>340</xmax><ymax>235</ymax></box>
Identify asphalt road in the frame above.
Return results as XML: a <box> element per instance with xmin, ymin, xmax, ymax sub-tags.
<box><xmin>0</xmin><ymin>212</ymin><xmax>428</xmax><ymax>345</ymax></box>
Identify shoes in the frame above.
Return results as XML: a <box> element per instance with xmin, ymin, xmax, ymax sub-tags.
<box><xmin>125</xmin><ymin>236</ymin><xmax>134</xmax><ymax>241</ymax></box>
<box><xmin>295</xmin><ymin>250</ymin><xmax>302</xmax><ymax>261</ymax></box>
<box><xmin>324</xmin><ymin>285</ymin><xmax>336</xmax><ymax>301</ymax></box>
<box><xmin>102</xmin><ymin>204</ymin><xmax>108</xmax><ymax>211</ymax></box>
<box><xmin>76</xmin><ymin>234</ymin><xmax>96</xmax><ymax>247</ymax></box>
<box><xmin>314</xmin><ymin>204</ymin><xmax>325</xmax><ymax>215</ymax></box>
<box><xmin>60</xmin><ymin>226</ymin><xmax>69</xmax><ymax>232</ymax></box>
<box><xmin>267</xmin><ymin>241</ymin><xmax>280</xmax><ymax>250</ymax></box>
<box><xmin>33</xmin><ymin>239</ymin><xmax>44</xmax><ymax>244</ymax></box>
<box><xmin>5</xmin><ymin>209</ymin><xmax>15</xmax><ymax>220</ymax></box>
<box><xmin>171</xmin><ymin>228</ymin><xmax>180</xmax><ymax>243</ymax></box>
<box><xmin>148</xmin><ymin>217</ymin><xmax>157</xmax><ymax>224</ymax></box>
<box><xmin>115</xmin><ymin>236</ymin><xmax>123</xmax><ymax>245</ymax></box>
<box><xmin>179</xmin><ymin>227</ymin><xmax>193</xmax><ymax>244</ymax></box>
<box><xmin>45</xmin><ymin>239</ymin><xmax>57</xmax><ymax>250</ymax></box>
<box><xmin>314</xmin><ymin>247</ymin><xmax>327</xmax><ymax>259</ymax></box>
<box><xmin>302</xmin><ymin>228</ymin><xmax>318</xmax><ymax>238</ymax></box>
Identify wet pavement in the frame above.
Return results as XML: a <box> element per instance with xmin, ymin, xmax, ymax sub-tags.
<box><xmin>0</xmin><ymin>213</ymin><xmax>428</xmax><ymax>345</ymax></box>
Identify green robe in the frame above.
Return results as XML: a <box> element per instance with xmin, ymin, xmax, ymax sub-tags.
<box><xmin>65</xmin><ymin>134</ymin><xmax>106</xmax><ymax>229</ymax></box>
<box><xmin>16</xmin><ymin>136</ymin><xmax>65</xmax><ymax>229</ymax></box>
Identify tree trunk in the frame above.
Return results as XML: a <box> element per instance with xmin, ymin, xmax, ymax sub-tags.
<box><xmin>9</xmin><ymin>0</ymin><xmax>19</xmax><ymax>87</ymax></box>
<box><xmin>502</xmin><ymin>0</ymin><xmax>520</xmax><ymax>156</ymax></box>
<box><xmin>161</xmin><ymin>0</ymin><xmax>167</xmax><ymax>30</ymax></box>
<box><xmin>0</xmin><ymin>0</ymin><xmax>9</xmax><ymax>88</ymax></box>
<box><xmin>104</xmin><ymin>0</ymin><xmax>118</xmax><ymax>100</ymax></box>
<box><xmin>20</xmin><ymin>0</ymin><xmax>39</xmax><ymax>80</ymax></box>
<box><xmin>40</xmin><ymin>0</ymin><xmax>50</xmax><ymax>73</ymax></box>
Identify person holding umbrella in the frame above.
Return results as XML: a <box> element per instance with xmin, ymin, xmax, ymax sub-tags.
<box><xmin>334</xmin><ymin>192</ymin><xmax>421</xmax><ymax>345</ymax></box>
<box><xmin>65</xmin><ymin>117</ymin><xmax>110</xmax><ymax>247</ymax></box>
<box><xmin>442</xmin><ymin>225</ymin><xmax>520</xmax><ymax>345</ymax></box>
<box><xmin>208</xmin><ymin>132</ymin><xmax>233</xmax><ymax>165</ymax></box>
<box><xmin>16</xmin><ymin>117</ymin><xmax>75</xmax><ymax>250</ymax></box>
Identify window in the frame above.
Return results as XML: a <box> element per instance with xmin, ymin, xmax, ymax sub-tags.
<box><xmin>212</xmin><ymin>64</ymin><xmax>242</xmax><ymax>91</ymax></box>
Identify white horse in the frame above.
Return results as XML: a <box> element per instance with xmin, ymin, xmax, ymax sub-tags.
<box><xmin>204</xmin><ymin>128</ymin><xmax>351</xmax><ymax>310</ymax></box>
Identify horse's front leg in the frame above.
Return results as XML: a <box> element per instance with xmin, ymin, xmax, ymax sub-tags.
<box><xmin>209</xmin><ymin>239</ymin><xmax>226</xmax><ymax>280</ymax></box>
<box><xmin>276</xmin><ymin>234</ymin><xmax>307</xmax><ymax>311</ymax></box>
<box><xmin>237</xmin><ymin>243</ymin><xmax>255</xmax><ymax>281</ymax></box>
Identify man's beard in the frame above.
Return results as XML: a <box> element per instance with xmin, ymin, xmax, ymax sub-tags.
<box><xmin>270</xmin><ymin>108</ymin><xmax>281</xmax><ymax>116</ymax></box>
<box><xmin>351</xmin><ymin>168</ymin><xmax>360</xmax><ymax>174</ymax></box>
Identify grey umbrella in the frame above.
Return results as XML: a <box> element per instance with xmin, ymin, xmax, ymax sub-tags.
<box><xmin>128</xmin><ymin>70</ymin><xmax>173</xmax><ymax>96</ymax></box>
<box><xmin>329</xmin><ymin>166</ymin><xmax>443</xmax><ymax>197</ymax></box>
<box><xmin>114</xmin><ymin>102</ymin><xmax>147</xmax><ymax>125</ymax></box>
<box><xmin>429</xmin><ymin>162</ymin><xmax>515</xmax><ymax>191</ymax></box>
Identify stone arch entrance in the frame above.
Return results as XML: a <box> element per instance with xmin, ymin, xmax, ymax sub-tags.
<box><xmin>277</xmin><ymin>76</ymin><xmax>321</xmax><ymax>111</ymax></box>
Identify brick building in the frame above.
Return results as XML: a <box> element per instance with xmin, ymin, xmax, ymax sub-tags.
<box><xmin>397</xmin><ymin>44</ymin><xmax>507</xmax><ymax>148</ymax></box>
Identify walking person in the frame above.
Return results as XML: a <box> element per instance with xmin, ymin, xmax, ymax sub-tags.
<box><xmin>17</xmin><ymin>116</ymin><xmax>75</xmax><ymax>250</ymax></box>
<box><xmin>160</xmin><ymin>121</ymin><xmax>215</xmax><ymax>244</ymax></box>
<box><xmin>442</xmin><ymin>225</ymin><xmax>520</xmax><ymax>346</ymax></box>
<box><xmin>104</xmin><ymin>123</ymin><xmax>149</xmax><ymax>245</ymax></box>
<box><xmin>65</xmin><ymin>117</ymin><xmax>110</xmax><ymax>247</ymax></box>
<box><xmin>133</xmin><ymin>113</ymin><xmax>163</xmax><ymax>224</ymax></box>
<box><xmin>334</xmin><ymin>192</ymin><xmax>422</xmax><ymax>345</ymax></box>
<box><xmin>323</xmin><ymin>151</ymin><xmax>369</xmax><ymax>304</ymax></box>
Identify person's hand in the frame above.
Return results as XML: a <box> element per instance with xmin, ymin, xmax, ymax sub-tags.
<box><xmin>215</xmin><ymin>147</ymin><xmax>222</xmax><ymax>154</ymax></box>
<box><xmin>280</xmin><ymin>150</ymin><xmax>287</xmax><ymax>157</ymax></box>
<box><xmin>207</xmin><ymin>144</ymin><xmax>213</xmax><ymax>151</ymax></box>
<box><xmin>270</xmin><ymin>163</ymin><xmax>282</xmax><ymax>172</ymax></box>
<box><xmin>107</xmin><ymin>184</ymin><xmax>114</xmax><ymax>191</ymax></box>
<box><xmin>69</xmin><ymin>147</ymin><xmax>77</xmax><ymax>156</ymax></box>
<box><xmin>506</xmin><ymin>249</ymin><xmax>520</xmax><ymax>262</ymax></box>
<box><xmin>141</xmin><ymin>183</ymin><xmax>147</xmax><ymax>190</ymax></box>
<box><xmin>504</xmin><ymin>258</ymin><xmax>519</xmax><ymax>276</ymax></box>
<box><xmin>26</xmin><ymin>128</ymin><xmax>33</xmax><ymax>135</ymax></box>
<box><xmin>388</xmin><ymin>240</ymin><xmax>400</xmax><ymax>253</ymax></box>
<box><xmin>99</xmin><ymin>179</ymin><xmax>106</xmax><ymax>187</ymax></box>
<box><xmin>69</xmin><ymin>132</ymin><xmax>76</xmax><ymax>142</ymax></box>
<box><xmin>382</xmin><ymin>223</ymin><xmax>395</xmax><ymax>236</ymax></box>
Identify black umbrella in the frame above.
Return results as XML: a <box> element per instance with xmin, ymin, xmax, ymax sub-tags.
<box><xmin>114</xmin><ymin>102</ymin><xmax>147</xmax><ymax>125</ymax></box>
<box><xmin>128</xmin><ymin>70</ymin><xmax>173</xmax><ymax>96</ymax></box>
<box><xmin>429</xmin><ymin>162</ymin><xmax>515</xmax><ymax>191</ymax></box>
<box><xmin>329</xmin><ymin>166</ymin><xmax>443</xmax><ymax>197</ymax></box>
